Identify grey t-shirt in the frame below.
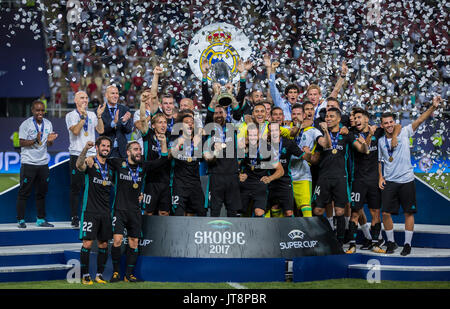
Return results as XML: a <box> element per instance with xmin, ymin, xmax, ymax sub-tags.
<box><xmin>19</xmin><ymin>117</ymin><xmax>53</xmax><ymax>165</ymax></box>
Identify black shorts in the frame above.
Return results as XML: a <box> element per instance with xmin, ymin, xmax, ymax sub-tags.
<box><xmin>381</xmin><ymin>180</ymin><xmax>417</xmax><ymax>215</ymax></box>
<box><xmin>207</xmin><ymin>174</ymin><xmax>242</xmax><ymax>216</ymax></box>
<box><xmin>79</xmin><ymin>212</ymin><xmax>112</xmax><ymax>242</ymax></box>
<box><xmin>268</xmin><ymin>180</ymin><xmax>294</xmax><ymax>212</ymax></box>
<box><xmin>239</xmin><ymin>180</ymin><xmax>269</xmax><ymax>212</ymax></box>
<box><xmin>312</xmin><ymin>177</ymin><xmax>350</xmax><ymax>209</ymax></box>
<box><xmin>171</xmin><ymin>182</ymin><xmax>206</xmax><ymax>216</ymax></box>
<box><xmin>351</xmin><ymin>179</ymin><xmax>381</xmax><ymax>211</ymax></box>
<box><xmin>142</xmin><ymin>182</ymin><xmax>170</xmax><ymax>214</ymax></box>
<box><xmin>112</xmin><ymin>209</ymin><xmax>142</xmax><ymax>238</ymax></box>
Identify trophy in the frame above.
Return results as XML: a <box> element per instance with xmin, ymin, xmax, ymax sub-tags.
<box><xmin>212</xmin><ymin>61</ymin><xmax>233</xmax><ymax>107</ymax></box>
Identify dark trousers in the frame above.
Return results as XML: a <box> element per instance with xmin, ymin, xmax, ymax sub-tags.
<box><xmin>16</xmin><ymin>164</ymin><xmax>49</xmax><ymax>221</ymax></box>
<box><xmin>70</xmin><ymin>155</ymin><xmax>85</xmax><ymax>218</ymax></box>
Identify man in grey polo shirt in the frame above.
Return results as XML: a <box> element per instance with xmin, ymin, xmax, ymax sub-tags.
<box><xmin>16</xmin><ymin>100</ymin><xmax>58</xmax><ymax>228</ymax></box>
<box><xmin>378</xmin><ymin>95</ymin><xmax>442</xmax><ymax>256</ymax></box>
<box><xmin>66</xmin><ymin>91</ymin><xmax>105</xmax><ymax>227</ymax></box>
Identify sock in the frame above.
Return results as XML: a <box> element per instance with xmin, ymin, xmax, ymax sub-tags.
<box><xmin>345</xmin><ymin>216</ymin><xmax>350</xmax><ymax>230</ymax></box>
<box><xmin>335</xmin><ymin>215</ymin><xmax>345</xmax><ymax>242</ymax></box>
<box><xmin>385</xmin><ymin>229</ymin><xmax>395</xmax><ymax>243</ymax></box>
<box><xmin>361</xmin><ymin>223</ymin><xmax>372</xmax><ymax>240</ymax></box>
<box><xmin>404</xmin><ymin>230</ymin><xmax>414</xmax><ymax>245</ymax></box>
<box><xmin>270</xmin><ymin>207</ymin><xmax>283</xmax><ymax>218</ymax></box>
<box><xmin>371</xmin><ymin>223</ymin><xmax>381</xmax><ymax>243</ymax></box>
<box><xmin>80</xmin><ymin>246</ymin><xmax>91</xmax><ymax>276</ymax></box>
<box><xmin>301</xmin><ymin>206</ymin><xmax>312</xmax><ymax>218</ymax></box>
<box><xmin>327</xmin><ymin>217</ymin><xmax>335</xmax><ymax>230</ymax></box>
<box><xmin>111</xmin><ymin>245</ymin><xmax>122</xmax><ymax>273</ymax></box>
<box><xmin>348</xmin><ymin>221</ymin><xmax>358</xmax><ymax>244</ymax></box>
<box><xmin>125</xmin><ymin>247</ymin><xmax>139</xmax><ymax>277</ymax></box>
<box><xmin>96</xmin><ymin>247</ymin><xmax>108</xmax><ymax>275</ymax></box>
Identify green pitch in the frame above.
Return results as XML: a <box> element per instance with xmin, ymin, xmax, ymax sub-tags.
<box><xmin>0</xmin><ymin>279</ymin><xmax>448</xmax><ymax>289</ymax></box>
<box><xmin>0</xmin><ymin>173</ymin><xmax>19</xmax><ymax>192</ymax></box>
<box><xmin>416</xmin><ymin>173</ymin><xmax>449</xmax><ymax>198</ymax></box>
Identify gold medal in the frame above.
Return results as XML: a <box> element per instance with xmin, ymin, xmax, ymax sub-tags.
<box><xmin>38</xmin><ymin>141</ymin><xmax>42</xmax><ymax>146</ymax></box>
<box><xmin>389</xmin><ymin>156</ymin><xmax>393</xmax><ymax>162</ymax></box>
<box><xmin>84</xmin><ymin>131</ymin><xmax>89</xmax><ymax>137</ymax></box>
<box><xmin>366</xmin><ymin>150</ymin><xmax>370</xmax><ymax>155</ymax></box>
<box><xmin>102</xmin><ymin>180</ymin><xmax>107</xmax><ymax>186</ymax></box>
<box><xmin>133</xmin><ymin>183</ymin><xmax>139</xmax><ymax>189</ymax></box>
<box><xmin>251</xmin><ymin>166</ymin><xmax>255</xmax><ymax>171</ymax></box>
<box><xmin>332</xmin><ymin>149</ymin><xmax>338</xmax><ymax>154</ymax></box>
<box><xmin>187</xmin><ymin>157</ymin><xmax>192</xmax><ymax>163</ymax></box>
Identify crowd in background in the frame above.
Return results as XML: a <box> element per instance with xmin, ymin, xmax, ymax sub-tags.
<box><xmin>40</xmin><ymin>0</ymin><xmax>449</xmax><ymax>125</ymax></box>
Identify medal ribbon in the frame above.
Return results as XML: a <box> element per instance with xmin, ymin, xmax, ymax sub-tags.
<box><xmin>33</xmin><ymin>118</ymin><xmax>44</xmax><ymax>142</ymax></box>
<box><xmin>331</xmin><ymin>131</ymin><xmax>340</xmax><ymax>151</ymax></box>
<box><xmin>94</xmin><ymin>158</ymin><xmax>108</xmax><ymax>182</ymax></box>
<box><xmin>126</xmin><ymin>159</ymin><xmax>139</xmax><ymax>186</ymax></box>
<box><xmin>76</xmin><ymin>110</ymin><xmax>88</xmax><ymax>133</ymax></box>
<box><xmin>385</xmin><ymin>135</ymin><xmax>394</xmax><ymax>159</ymax></box>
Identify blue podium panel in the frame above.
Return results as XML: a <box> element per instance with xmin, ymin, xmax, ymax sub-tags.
<box><xmin>136</xmin><ymin>257</ymin><xmax>286</xmax><ymax>282</ymax></box>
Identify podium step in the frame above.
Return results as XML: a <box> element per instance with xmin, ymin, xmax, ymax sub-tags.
<box><xmin>0</xmin><ymin>243</ymin><xmax>80</xmax><ymax>267</ymax></box>
<box><xmin>0</xmin><ymin>221</ymin><xmax>79</xmax><ymax>246</ymax></box>
<box><xmin>0</xmin><ymin>264</ymin><xmax>73</xmax><ymax>282</ymax></box>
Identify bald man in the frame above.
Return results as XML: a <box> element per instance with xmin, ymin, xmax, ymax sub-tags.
<box><xmin>179</xmin><ymin>97</ymin><xmax>203</xmax><ymax>129</ymax></box>
<box><xmin>66</xmin><ymin>91</ymin><xmax>105</xmax><ymax>227</ymax></box>
<box><xmin>101</xmin><ymin>85</ymin><xmax>133</xmax><ymax>158</ymax></box>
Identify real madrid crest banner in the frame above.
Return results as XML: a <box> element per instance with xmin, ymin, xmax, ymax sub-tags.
<box><xmin>188</xmin><ymin>23</ymin><xmax>252</xmax><ymax>84</ymax></box>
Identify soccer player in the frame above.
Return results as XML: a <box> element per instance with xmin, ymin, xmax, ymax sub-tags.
<box><xmin>288</xmin><ymin>104</ymin><xmax>329</xmax><ymax>217</ymax></box>
<box><xmin>203</xmin><ymin>103</ymin><xmax>242</xmax><ymax>217</ymax></box>
<box><xmin>312</xmin><ymin>108</ymin><xmax>369</xmax><ymax>246</ymax></box>
<box><xmin>378</xmin><ymin>96</ymin><xmax>442</xmax><ymax>256</ymax></box>
<box><xmin>109</xmin><ymin>140</ymin><xmax>168</xmax><ymax>282</ymax></box>
<box><xmin>16</xmin><ymin>100</ymin><xmax>58</xmax><ymax>228</ymax></box>
<box><xmin>76</xmin><ymin>137</ymin><xmax>114</xmax><ymax>285</ymax></box>
<box><xmin>239</xmin><ymin>124</ymin><xmax>284</xmax><ymax>217</ymax></box>
<box><xmin>66</xmin><ymin>91</ymin><xmax>105</xmax><ymax>227</ymax></box>
<box><xmin>139</xmin><ymin>95</ymin><xmax>172</xmax><ymax>216</ymax></box>
<box><xmin>169</xmin><ymin>113</ymin><xmax>206</xmax><ymax>216</ymax></box>
<box><xmin>266</xmin><ymin>122</ymin><xmax>304</xmax><ymax>217</ymax></box>
<box><xmin>346</xmin><ymin>108</ymin><xmax>400</xmax><ymax>254</ymax></box>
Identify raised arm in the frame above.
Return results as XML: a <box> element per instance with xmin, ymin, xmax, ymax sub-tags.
<box><xmin>95</xmin><ymin>103</ymin><xmax>105</xmax><ymax>134</ymax></box>
<box><xmin>150</xmin><ymin>66</ymin><xmax>163</xmax><ymax>115</ymax></box>
<box><xmin>76</xmin><ymin>141</ymin><xmax>94</xmax><ymax>172</ymax></box>
<box><xmin>411</xmin><ymin>95</ymin><xmax>441</xmax><ymax>132</ymax></box>
<box><xmin>329</xmin><ymin>61</ymin><xmax>348</xmax><ymax>98</ymax></box>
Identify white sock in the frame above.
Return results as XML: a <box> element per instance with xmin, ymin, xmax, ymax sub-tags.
<box><xmin>345</xmin><ymin>216</ymin><xmax>350</xmax><ymax>229</ymax></box>
<box><xmin>385</xmin><ymin>229</ymin><xmax>395</xmax><ymax>242</ymax></box>
<box><xmin>361</xmin><ymin>223</ymin><xmax>372</xmax><ymax>240</ymax></box>
<box><xmin>327</xmin><ymin>217</ymin><xmax>335</xmax><ymax>230</ymax></box>
<box><xmin>404</xmin><ymin>230</ymin><xmax>414</xmax><ymax>245</ymax></box>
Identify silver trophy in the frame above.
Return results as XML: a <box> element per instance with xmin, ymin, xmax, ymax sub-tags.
<box><xmin>212</xmin><ymin>61</ymin><xmax>233</xmax><ymax>107</ymax></box>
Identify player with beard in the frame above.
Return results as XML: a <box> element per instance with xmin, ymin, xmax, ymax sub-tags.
<box><xmin>312</xmin><ymin>108</ymin><xmax>369</xmax><ymax>247</ymax></box>
<box><xmin>108</xmin><ymin>140</ymin><xmax>168</xmax><ymax>282</ymax></box>
<box><xmin>76</xmin><ymin>136</ymin><xmax>114</xmax><ymax>285</ymax></box>
<box><xmin>203</xmin><ymin>102</ymin><xmax>242</xmax><ymax>217</ymax></box>
<box><xmin>266</xmin><ymin>122</ymin><xmax>304</xmax><ymax>217</ymax></box>
<box><xmin>139</xmin><ymin>95</ymin><xmax>172</xmax><ymax>216</ymax></box>
<box><xmin>346</xmin><ymin>108</ymin><xmax>395</xmax><ymax>254</ymax></box>
<box><xmin>287</xmin><ymin>104</ymin><xmax>329</xmax><ymax>217</ymax></box>
<box><xmin>169</xmin><ymin>113</ymin><xmax>206</xmax><ymax>216</ymax></box>
<box><xmin>237</xmin><ymin>103</ymin><xmax>270</xmax><ymax>144</ymax></box>
<box><xmin>239</xmin><ymin>124</ymin><xmax>284</xmax><ymax>217</ymax></box>
<box><xmin>378</xmin><ymin>96</ymin><xmax>442</xmax><ymax>256</ymax></box>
